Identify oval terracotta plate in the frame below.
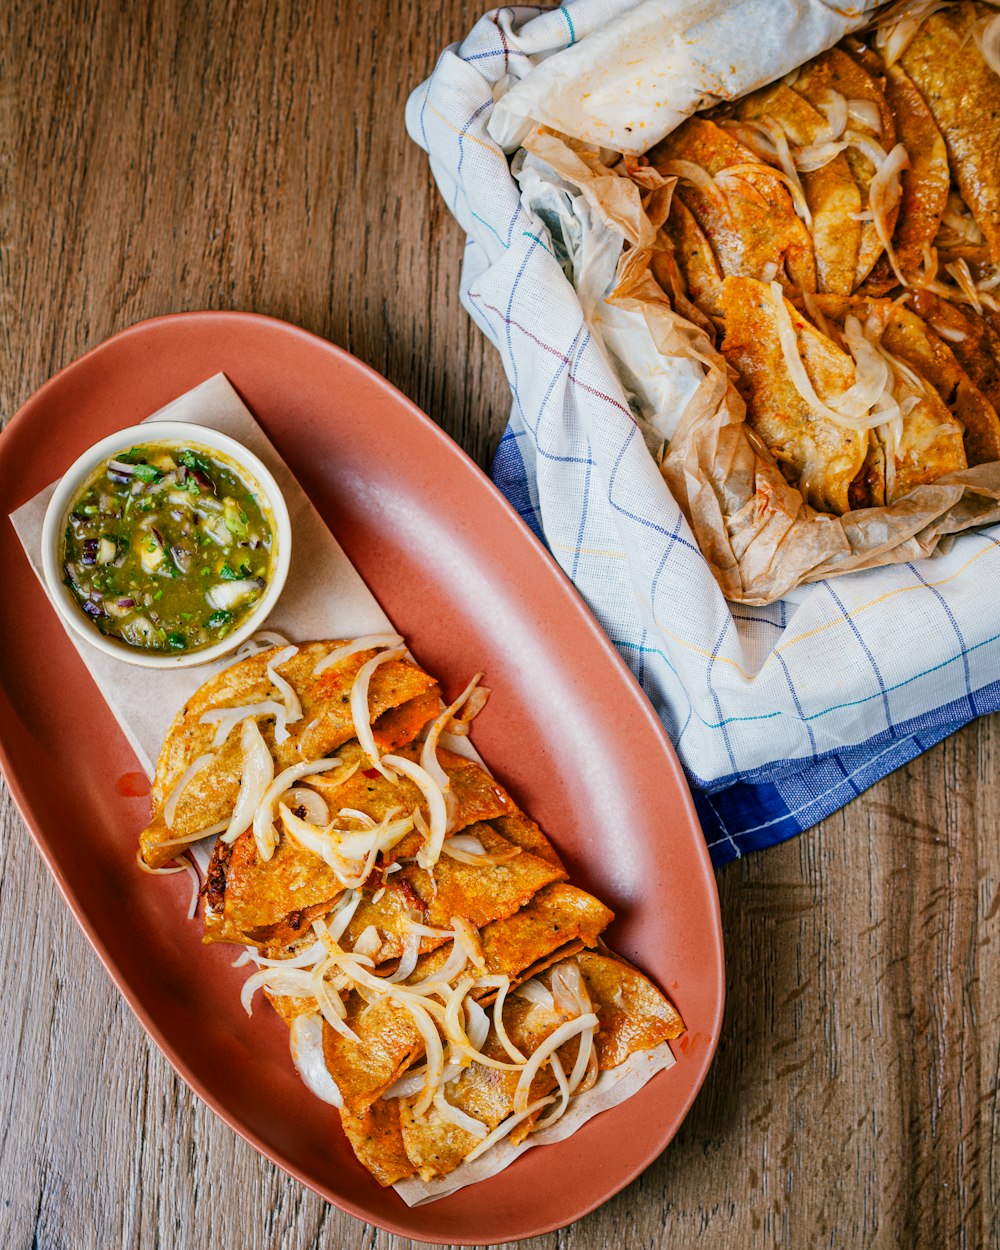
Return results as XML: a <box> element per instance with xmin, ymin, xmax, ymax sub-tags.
<box><xmin>0</xmin><ymin>312</ymin><xmax>724</xmax><ymax>1244</ymax></box>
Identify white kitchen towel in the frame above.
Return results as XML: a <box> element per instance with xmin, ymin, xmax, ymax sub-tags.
<box><xmin>406</xmin><ymin>1</ymin><xmax>1000</xmax><ymax>864</ymax></box>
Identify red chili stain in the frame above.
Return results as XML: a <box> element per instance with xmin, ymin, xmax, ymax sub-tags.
<box><xmin>363</xmin><ymin>768</ymin><xmax>381</xmax><ymax>780</ymax></box>
<box><xmin>116</xmin><ymin>771</ymin><xmax>151</xmax><ymax>797</ymax></box>
<box><xmin>677</xmin><ymin>1031</ymin><xmax>705</xmax><ymax>1057</ymax></box>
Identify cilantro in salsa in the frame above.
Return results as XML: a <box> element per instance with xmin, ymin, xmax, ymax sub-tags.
<box><xmin>60</xmin><ymin>442</ymin><xmax>274</xmax><ymax>653</ymax></box>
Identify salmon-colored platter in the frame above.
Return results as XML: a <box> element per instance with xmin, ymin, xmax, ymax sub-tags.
<box><xmin>0</xmin><ymin>312</ymin><xmax>724</xmax><ymax>1244</ymax></box>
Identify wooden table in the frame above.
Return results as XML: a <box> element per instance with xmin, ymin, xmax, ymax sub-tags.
<box><xmin>2</xmin><ymin>3</ymin><xmax>997</xmax><ymax>1247</ymax></box>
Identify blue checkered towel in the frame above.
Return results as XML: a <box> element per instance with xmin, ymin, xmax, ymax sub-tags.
<box><xmin>406</xmin><ymin>2</ymin><xmax>1000</xmax><ymax>865</ymax></box>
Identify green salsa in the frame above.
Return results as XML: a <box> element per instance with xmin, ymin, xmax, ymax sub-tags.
<box><xmin>61</xmin><ymin>442</ymin><xmax>274</xmax><ymax>653</ymax></box>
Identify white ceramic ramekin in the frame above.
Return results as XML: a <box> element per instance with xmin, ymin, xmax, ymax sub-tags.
<box><xmin>41</xmin><ymin>421</ymin><xmax>292</xmax><ymax>668</ymax></box>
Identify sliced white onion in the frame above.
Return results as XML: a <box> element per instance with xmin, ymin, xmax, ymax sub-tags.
<box><xmin>397</xmin><ymin>996</ymin><xmax>445</xmax><ymax>1117</ymax></box>
<box><xmin>432</xmin><ymin>1088</ymin><xmax>488</xmax><ymax>1139</ymax></box>
<box><xmin>847</xmin><ymin>98</ymin><xmax>882</xmax><ymax>135</ymax></box>
<box><xmin>420</xmin><ymin>673</ymin><xmax>485</xmax><ymax>802</ymax></box>
<box><xmin>183</xmin><ymin>861</ymin><xmax>201</xmax><ymax>920</ymax></box>
<box><xmin>281</xmin><ymin>804</ymin><xmax>413</xmax><ymax>881</ymax></box>
<box><xmin>283</xmin><ymin>786</ymin><xmax>330</xmax><ymax>826</ymax></box>
<box><xmin>266</xmin><ymin>645</ymin><xmax>303</xmax><ymax>728</ymax></box>
<box><xmin>322</xmin><ymin>891</ymin><xmax>362</xmax><ymax>943</ymax></box>
<box><xmin>794</xmin><ymin>139</ymin><xmax>848</xmax><ymax>172</ymax></box>
<box><xmin>381</xmin><ymin>754</ymin><xmax>447</xmax><ymax>869</ymax></box>
<box><xmin>233</xmin><ymin>630</ymin><xmax>292</xmax><ymax>661</ymax></box>
<box><xmin>551</xmin><ymin>961</ymin><xmax>591</xmax><ymax>1018</ymax></box>
<box><xmin>514</xmin><ymin>978</ymin><xmax>556</xmax><ymax>1012</ymax></box>
<box><xmin>929</xmin><ymin>320</ymin><xmax>967</xmax><ymax>343</ymax></box>
<box><xmin>350</xmin><ymin>648</ymin><xmax>407</xmax><ymax>777</ymax></box>
<box><xmin>311</xmin><ymin>965</ymin><xmax>360</xmax><ymax>1042</ymax></box>
<box><xmin>240</xmin><ymin>965</ymin><xmax>315</xmax><ymax>1016</ymax></box>
<box><xmin>252</xmin><ymin>757</ymin><xmax>343</xmax><ymax>862</ymax></box>
<box><xmin>254</xmin><ymin>939</ymin><xmax>327</xmax><ymax>970</ymax></box>
<box><xmin>656</xmin><ymin>160</ymin><xmax>732</xmax><ymax>217</ymax></box>
<box><xmin>200</xmin><ymin>700</ymin><xmax>287</xmax><ymax>748</ymax></box>
<box><xmin>465</xmin><ymin>997</ymin><xmax>490</xmax><ymax>1054</ymax></box>
<box><xmin>221</xmin><ymin>719</ymin><xmax>274</xmax><ymax>846</ymax></box>
<box><xmin>946</xmin><ymin>258</ymin><xmax>989</xmax><ymax>314</ymax></box>
<box><xmin>491</xmin><ymin>978</ymin><xmax>526</xmax><ymax>1064</ymax></box>
<box><xmin>289</xmin><ymin>1013</ymin><xmax>342</xmax><ymax>1107</ymax></box>
<box><xmin>441</xmin><ymin>834</ymin><xmax>486</xmax><ymax>857</ymax></box>
<box><xmin>532</xmin><ymin>1051</ymin><xmax>571</xmax><ymax>1132</ymax></box>
<box><xmin>463</xmin><ymin>1098</ymin><xmax>555</xmax><ymax>1163</ymax></box>
<box><xmin>155</xmin><ymin>818</ymin><xmax>230</xmax><ymax>850</ymax></box>
<box><xmin>135</xmin><ymin>852</ymin><xmax>187</xmax><ymax>876</ymax></box>
<box><xmin>163</xmin><ymin>753</ymin><xmax>215</xmax><ymax>828</ymax></box>
<box><xmin>313</xmin><ymin>633</ymin><xmax>405</xmax><ymax>677</ymax></box>
<box><xmin>385</xmin><ymin>1060</ymin><xmax>463</xmax><ymax>1101</ymax></box>
<box><xmin>566</xmin><ymin>1021</ymin><xmax>595</xmax><ymax>1096</ymax></box>
<box><xmin>976</xmin><ymin>10</ymin><xmax>1000</xmax><ymax>76</ymax></box>
<box><xmin>737</xmin><ymin>122</ymin><xmax>811</xmax><ymax>228</ymax></box>
<box><xmin>717</xmin><ymin>118</ymin><xmax>779</xmax><ymax>162</ymax></box>
<box><xmin>353</xmin><ymin>925</ymin><xmax>382</xmax><ymax>959</ymax></box>
<box><xmin>408</xmin><ymin>938</ymin><xmax>468</xmax><ymax>990</ymax></box>
<box><xmin>875</xmin><ymin>2</ymin><xmax>946</xmax><ymax>66</ymax></box>
<box><xmin>845</xmin><ymin>129</ymin><xmax>889</xmax><ymax>174</ymax></box>
<box><xmin>869</xmin><ymin>143</ymin><xmax>910</xmax><ymax>285</ymax></box>
<box><xmin>768</xmin><ymin>282</ymin><xmax>896</xmax><ymax>432</ymax></box>
<box><xmin>452</xmin><ymin>916</ymin><xmax>486</xmax><ymax>975</ymax></box>
<box><xmin>337</xmin><ymin>807</ymin><xmax>377</xmax><ymax>829</ymax></box>
<box><xmin>513</xmin><ymin>1014</ymin><xmax>599</xmax><ymax>1113</ymax></box>
<box><xmin>387</xmin><ymin>930</ymin><xmax>422</xmax><ymax>983</ymax></box>
<box><xmin>812</xmin><ymin>86</ymin><xmax>848</xmax><ymax>143</ymax></box>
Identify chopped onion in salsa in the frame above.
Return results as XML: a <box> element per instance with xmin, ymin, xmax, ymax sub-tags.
<box><xmin>60</xmin><ymin>442</ymin><xmax>274</xmax><ymax>653</ymax></box>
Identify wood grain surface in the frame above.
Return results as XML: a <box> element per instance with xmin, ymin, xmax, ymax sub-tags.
<box><xmin>1</xmin><ymin>3</ymin><xmax>998</xmax><ymax>1248</ymax></box>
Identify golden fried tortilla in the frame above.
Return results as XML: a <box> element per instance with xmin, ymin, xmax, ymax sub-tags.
<box><xmin>737</xmin><ymin>82</ymin><xmax>861</xmax><ymax>295</ymax></box>
<box><xmin>661</xmin><ymin>195</ymin><xmax>726</xmax><ymax>318</ymax></box>
<box><xmin>650</xmin><ymin>117</ymin><xmax>817</xmax><ymax>294</ymax></box>
<box><xmin>203</xmin><ymin>828</ymin><xmax>344</xmax><ymax>946</ymax></box>
<box><xmin>816</xmin><ymin>293</ymin><xmax>993</xmax><ymax>470</ymax></box>
<box><xmin>849</xmin><ymin>42</ymin><xmax>950</xmax><ymax>290</ymax></box>
<box><xmin>342</xmin><ymin>824</ymin><xmax>568</xmax><ymax>961</ymax></box>
<box><xmin>910</xmin><ymin>290</ymin><xmax>1000</xmax><ymax>420</ymax></box>
<box><xmin>413</xmin><ymin>882</ymin><xmax>614</xmax><ymax>998</ymax></box>
<box><xmin>721</xmin><ymin>276</ymin><xmax>868</xmax><ymax>513</ymax></box>
<box><xmin>389</xmin><ymin>952</ymin><xmax>684</xmax><ymax>1182</ymax></box>
<box><xmin>323</xmin><ymin>996</ymin><xmax>426</xmax><ymax>1117</ymax></box>
<box><xmin>200</xmin><ymin>739</ymin><xmax>518</xmax><ymax>946</ymax></box>
<box><xmin>901</xmin><ymin>3</ymin><xmax>1000</xmax><ymax>262</ymax></box>
<box><xmin>577</xmin><ymin>950</ymin><xmax>685</xmax><ymax>1067</ymax></box>
<box><xmin>140</xmin><ymin>642</ymin><xmax>439</xmax><ymax>868</ymax></box>
<box><xmin>340</xmin><ymin>1099</ymin><xmax>417</xmax><ymax>1187</ymax></box>
<box><xmin>396</xmin><ymin>996</ymin><xmax>563</xmax><ymax>1181</ymax></box>
<box><xmin>793</xmin><ymin>46</ymin><xmax>897</xmax><ymax>287</ymax></box>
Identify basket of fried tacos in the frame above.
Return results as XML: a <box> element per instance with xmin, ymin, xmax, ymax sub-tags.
<box><xmin>502</xmin><ymin>1</ymin><xmax>1000</xmax><ymax>604</ymax></box>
